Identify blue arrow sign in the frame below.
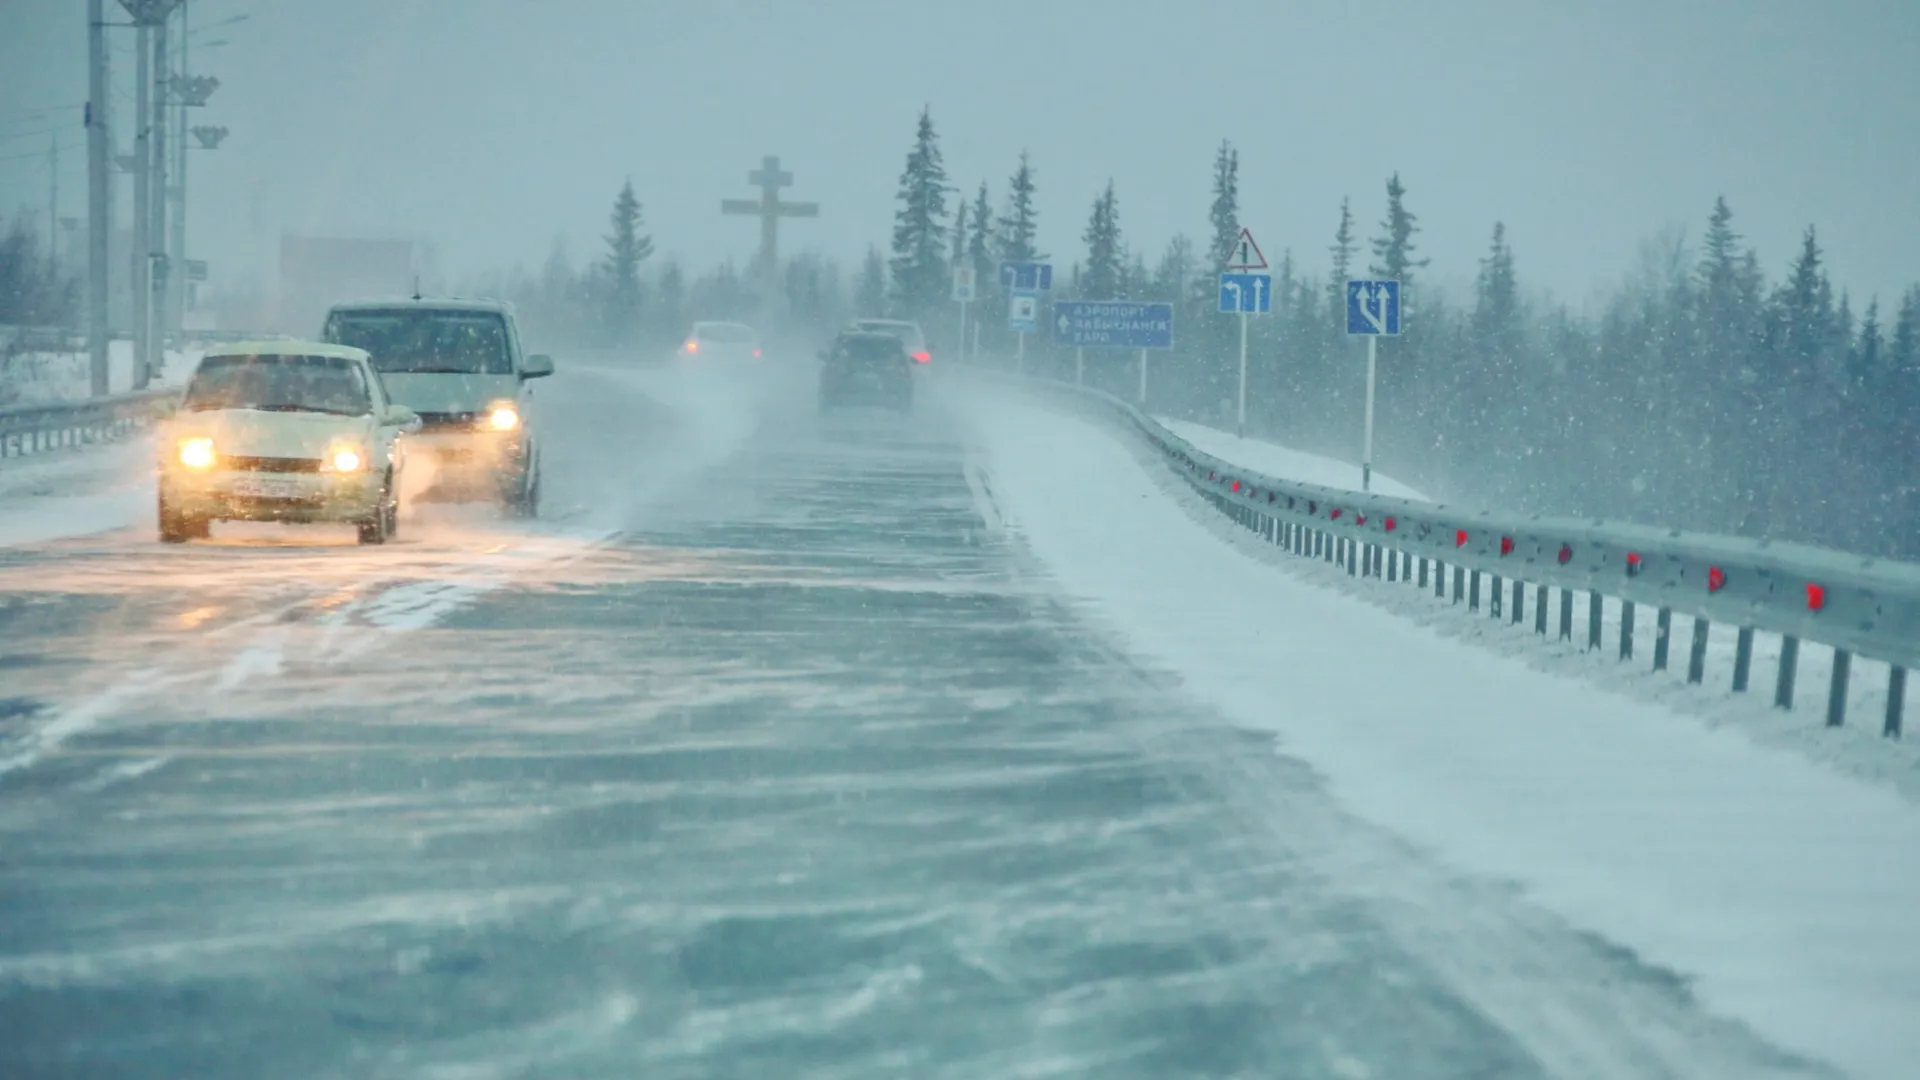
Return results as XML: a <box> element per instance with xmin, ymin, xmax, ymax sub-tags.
<box><xmin>1345</xmin><ymin>279</ymin><xmax>1401</xmax><ymax>335</ymax></box>
<box><xmin>1000</xmin><ymin>261</ymin><xmax>1053</xmax><ymax>292</ymax></box>
<box><xmin>1050</xmin><ymin>300</ymin><xmax>1174</xmax><ymax>349</ymax></box>
<box><xmin>1218</xmin><ymin>273</ymin><xmax>1272</xmax><ymax>315</ymax></box>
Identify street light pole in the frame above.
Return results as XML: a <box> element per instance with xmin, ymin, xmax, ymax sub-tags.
<box><xmin>131</xmin><ymin>19</ymin><xmax>151</xmax><ymax>390</ymax></box>
<box><xmin>170</xmin><ymin>0</ymin><xmax>187</xmax><ymax>337</ymax></box>
<box><xmin>86</xmin><ymin>0</ymin><xmax>112</xmax><ymax>396</ymax></box>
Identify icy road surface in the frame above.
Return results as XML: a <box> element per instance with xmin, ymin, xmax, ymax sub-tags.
<box><xmin>0</xmin><ymin>358</ymin><xmax>1842</xmax><ymax>1079</ymax></box>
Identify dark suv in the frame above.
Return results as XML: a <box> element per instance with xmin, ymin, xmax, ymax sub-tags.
<box><xmin>819</xmin><ymin>331</ymin><xmax>913</xmax><ymax>413</ymax></box>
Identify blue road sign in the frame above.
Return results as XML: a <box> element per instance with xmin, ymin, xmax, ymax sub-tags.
<box><xmin>1000</xmin><ymin>261</ymin><xmax>1054</xmax><ymax>292</ymax></box>
<box><xmin>1007</xmin><ymin>289</ymin><xmax>1039</xmax><ymax>333</ymax></box>
<box><xmin>1051</xmin><ymin>301</ymin><xmax>1174</xmax><ymax>349</ymax></box>
<box><xmin>1217</xmin><ymin>273</ymin><xmax>1272</xmax><ymax>315</ymax></box>
<box><xmin>1346</xmin><ymin>279</ymin><xmax>1402</xmax><ymax>335</ymax></box>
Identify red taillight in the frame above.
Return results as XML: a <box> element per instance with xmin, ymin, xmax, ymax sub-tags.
<box><xmin>752</xmin><ymin>348</ymin><xmax>762</xmax><ymax>358</ymax></box>
<box><xmin>684</xmin><ymin>340</ymin><xmax>698</xmax><ymax>353</ymax></box>
<box><xmin>912</xmin><ymin>351</ymin><xmax>931</xmax><ymax>364</ymax></box>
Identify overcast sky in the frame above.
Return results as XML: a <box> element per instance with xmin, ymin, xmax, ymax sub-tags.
<box><xmin>5</xmin><ymin>0</ymin><xmax>1917</xmax><ymax>312</ymax></box>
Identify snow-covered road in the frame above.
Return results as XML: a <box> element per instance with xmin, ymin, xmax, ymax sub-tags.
<box><xmin>0</xmin><ymin>359</ymin><xmax>1895</xmax><ymax>1078</ymax></box>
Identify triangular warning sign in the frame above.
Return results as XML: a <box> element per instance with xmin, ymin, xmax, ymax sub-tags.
<box><xmin>1224</xmin><ymin>226</ymin><xmax>1268</xmax><ymax>271</ymax></box>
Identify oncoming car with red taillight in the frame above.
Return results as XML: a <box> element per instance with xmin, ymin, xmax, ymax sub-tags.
<box><xmin>157</xmin><ymin>341</ymin><xmax>422</xmax><ymax>545</ymax></box>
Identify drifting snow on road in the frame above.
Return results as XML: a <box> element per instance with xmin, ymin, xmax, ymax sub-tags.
<box><xmin>0</xmin><ymin>361</ymin><xmax>1889</xmax><ymax>1078</ymax></box>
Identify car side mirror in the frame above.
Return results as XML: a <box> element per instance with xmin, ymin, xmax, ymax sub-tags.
<box><xmin>383</xmin><ymin>404</ymin><xmax>422</xmax><ymax>432</ymax></box>
<box><xmin>522</xmin><ymin>354</ymin><xmax>555</xmax><ymax>379</ymax></box>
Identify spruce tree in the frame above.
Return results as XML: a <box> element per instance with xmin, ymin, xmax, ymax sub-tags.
<box><xmin>999</xmin><ymin>152</ymin><xmax>1041</xmax><ymax>263</ymax></box>
<box><xmin>1471</xmin><ymin>222</ymin><xmax>1519</xmax><ymax>349</ymax></box>
<box><xmin>855</xmin><ymin>245</ymin><xmax>888</xmax><ymax>317</ymax></box>
<box><xmin>1327</xmin><ymin>197</ymin><xmax>1356</xmax><ymax>314</ymax></box>
<box><xmin>968</xmin><ymin>182</ymin><xmax>996</xmax><ymax>271</ymax></box>
<box><xmin>1368</xmin><ymin>172</ymin><xmax>1429</xmax><ymax>285</ymax></box>
<box><xmin>889</xmin><ymin>106</ymin><xmax>952</xmax><ymax>319</ymax></box>
<box><xmin>1206</xmin><ymin>141</ymin><xmax>1240</xmax><ymax>268</ymax></box>
<box><xmin>950</xmin><ymin>198</ymin><xmax>969</xmax><ymax>271</ymax></box>
<box><xmin>1080</xmin><ymin>181</ymin><xmax>1124</xmax><ymax>300</ymax></box>
<box><xmin>600</xmin><ymin>179</ymin><xmax>653</xmax><ymax>343</ymax></box>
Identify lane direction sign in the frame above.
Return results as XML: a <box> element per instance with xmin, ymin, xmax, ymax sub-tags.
<box><xmin>1000</xmin><ymin>261</ymin><xmax>1053</xmax><ymax>292</ymax></box>
<box><xmin>1346</xmin><ymin>279</ymin><xmax>1401</xmax><ymax>335</ymax></box>
<box><xmin>1050</xmin><ymin>300</ymin><xmax>1174</xmax><ymax>349</ymax></box>
<box><xmin>1218</xmin><ymin>273</ymin><xmax>1272</xmax><ymax>315</ymax></box>
<box><xmin>1223</xmin><ymin>226</ymin><xmax>1268</xmax><ymax>271</ymax></box>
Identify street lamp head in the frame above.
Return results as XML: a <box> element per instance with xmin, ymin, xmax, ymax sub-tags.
<box><xmin>190</xmin><ymin>125</ymin><xmax>229</xmax><ymax>150</ymax></box>
<box><xmin>171</xmin><ymin>74</ymin><xmax>221</xmax><ymax>106</ymax></box>
<box><xmin>116</xmin><ymin>0</ymin><xmax>183</xmax><ymax>25</ymax></box>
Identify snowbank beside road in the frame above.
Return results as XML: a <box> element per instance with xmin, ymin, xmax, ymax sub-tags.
<box><xmin>1158</xmin><ymin>416</ymin><xmax>1430</xmax><ymax>500</ymax></box>
<box><xmin>968</xmin><ymin>392</ymin><xmax>1920</xmax><ymax>1080</ymax></box>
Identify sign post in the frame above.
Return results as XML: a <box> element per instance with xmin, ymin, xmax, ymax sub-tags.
<box><xmin>1001</xmin><ymin>261</ymin><xmax>1053</xmax><ymax>372</ymax></box>
<box><xmin>1050</xmin><ymin>299</ymin><xmax>1176</xmax><ymax>393</ymax></box>
<box><xmin>1345</xmin><ymin>279</ymin><xmax>1403</xmax><ymax>492</ymax></box>
<box><xmin>1220</xmin><ymin>227</ymin><xmax>1270</xmax><ymax>437</ymax></box>
<box><xmin>952</xmin><ymin>264</ymin><xmax>976</xmax><ymax>365</ymax></box>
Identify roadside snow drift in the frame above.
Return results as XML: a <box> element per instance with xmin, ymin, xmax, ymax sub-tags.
<box><xmin>967</xmin><ymin>391</ymin><xmax>1920</xmax><ymax>1080</ymax></box>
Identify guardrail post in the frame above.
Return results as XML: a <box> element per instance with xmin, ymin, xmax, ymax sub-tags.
<box><xmin>1490</xmin><ymin>574</ymin><xmax>1503</xmax><ymax>618</ymax></box>
<box><xmin>1470</xmin><ymin>570</ymin><xmax>1483</xmax><ymax>612</ymax></box>
<box><xmin>1620</xmin><ymin>601</ymin><xmax>1635</xmax><ymax>660</ymax></box>
<box><xmin>1534</xmin><ymin>584</ymin><xmax>1547</xmax><ymax>634</ymax></box>
<box><xmin>1733</xmin><ymin>628</ymin><xmax>1755</xmax><ymax>692</ymax></box>
<box><xmin>1560</xmin><ymin>588</ymin><xmax>1573</xmax><ymax>641</ymax></box>
<box><xmin>1510</xmin><ymin>579</ymin><xmax>1524</xmax><ymax>625</ymax></box>
<box><xmin>1588</xmin><ymin>591</ymin><xmax>1603</xmax><ymax>651</ymax></box>
<box><xmin>1454</xmin><ymin>566</ymin><xmax>1466</xmax><ymax>604</ymax></box>
<box><xmin>1687</xmin><ymin>618</ymin><xmax>1709</xmax><ymax>684</ymax></box>
<box><xmin>1888</xmin><ymin>667</ymin><xmax>1907</xmax><ymax>739</ymax></box>
<box><xmin>1348</xmin><ymin>540</ymin><xmax>1359</xmax><ymax>577</ymax></box>
<box><xmin>1826</xmin><ymin>649</ymin><xmax>1850</xmax><ymax>727</ymax></box>
<box><xmin>1775</xmin><ymin>635</ymin><xmax>1799</xmax><ymax>709</ymax></box>
<box><xmin>1653</xmin><ymin>607</ymin><xmax>1672</xmax><ymax>671</ymax></box>
<box><xmin>1386</xmin><ymin>548</ymin><xmax>1398</xmax><ymax>582</ymax></box>
<box><xmin>1418</xmin><ymin>558</ymin><xmax>1430</xmax><ymax>589</ymax></box>
<box><xmin>1324</xmin><ymin>532</ymin><xmax>1334</xmax><ymax>564</ymax></box>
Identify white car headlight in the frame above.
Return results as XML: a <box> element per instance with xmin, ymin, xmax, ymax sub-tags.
<box><xmin>323</xmin><ymin>445</ymin><xmax>367</xmax><ymax>473</ymax></box>
<box><xmin>178</xmin><ymin>437</ymin><xmax>215</xmax><ymax>469</ymax></box>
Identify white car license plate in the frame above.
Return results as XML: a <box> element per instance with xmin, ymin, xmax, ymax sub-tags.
<box><xmin>226</xmin><ymin>474</ymin><xmax>311</xmax><ymax>499</ymax></box>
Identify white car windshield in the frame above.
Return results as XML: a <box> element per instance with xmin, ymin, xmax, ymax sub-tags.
<box><xmin>183</xmin><ymin>354</ymin><xmax>372</xmax><ymax>416</ymax></box>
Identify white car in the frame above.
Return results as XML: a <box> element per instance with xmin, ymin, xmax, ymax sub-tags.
<box><xmin>679</xmin><ymin>321</ymin><xmax>762</xmax><ymax>362</ymax></box>
<box><xmin>157</xmin><ymin>341</ymin><xmax>421</xmax><ymax>545</ymax></box>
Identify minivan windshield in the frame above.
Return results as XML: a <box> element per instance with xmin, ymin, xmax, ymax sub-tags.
<box><xmin>695</xmin><ymin>322</ymin><xmax>757</xmax><ymax>343</ymax></box>
<box><xmin>183</xmin><ymin>354</ymin><xmax>372</xmax><ymax>416</ymax></box>
<box><xmin>324</xmin><ymin>310</ymin><xmax>514</xmax><ymax>375</ymax></box>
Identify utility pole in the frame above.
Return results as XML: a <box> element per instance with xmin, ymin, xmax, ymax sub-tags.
<box><xmin>169</xmin><ymin>0</ymin><xmax>187</xmax><ymax>338</ymax></box>
<box><xmin>47</xmin><ymin>138</ymin><xmax>59</xmax><ymax>282</ymax></box>
<box><xmin>145</xmin><ymin>10</ymin><xmax>170</xmax><ymax>385</ymax></box>
<box><xmin>87</xmin><ymin>0</ymin><xmax>111</xmax><ymax>396</ymax></box>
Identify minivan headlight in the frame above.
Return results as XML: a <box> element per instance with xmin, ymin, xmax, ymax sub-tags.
<box><xmin>484</xmin><ymin>403</ymin><xmax>520</xmax><ymax>432</ymax></box>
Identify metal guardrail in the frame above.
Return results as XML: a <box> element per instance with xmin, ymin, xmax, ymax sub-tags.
<box><xmin>0</xmin><ymin>388</ymin><xmax>181</xmax><ymax>460</ymax></box>
<box><xmin>987</xmin><ymin>370</ymin><xmax>1917</xmax><ymax>738</ymax></box>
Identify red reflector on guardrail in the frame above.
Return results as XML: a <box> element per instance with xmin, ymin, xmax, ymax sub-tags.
<box><xmin>1558</xmin><ymin>545</ymin><xmax>1572</xmax><ymax>565</ymax></box>
<box><xmin>1384</xmin><ymin>517</ymin><xmax>1396</xmax><ymax>532</ymax></box>
<box><xmin>1355</xmin><ymin>514</ymin><xmax>1367</xmax><ymax>526</ymax></box>
<box><xmin>1230</xmin><ymin>480</ymin><xmax>1240</xmax><ymax>492</ymax></box>
<box><xmin>1807</xmin><ymin>583</ymin><xmax>1826</xmax><ymax>611</ymax></box>
<box><xmin>1708</xmin><ymin>566</ymin><xmax>1726</xmax><ymax>592</ymax></box>
<box><xmin>1500</xmin><ymin>537</ymin><xmax>1514</xmax><ymax>556</ymax></box>
<box><xmin>1626</xmin><ymin>552</ymin><xmax>1642</xmax><ymax>577</ymax></box>
<box><xmin>1456</xmin><ymin>530</ymin><xmax>1469</xmax><ymax>547</ymax></box>
<box><xmin>1330</xmin><ymin>508</ymin><xmax>1343</xmax><ymax>520</ymax></box>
